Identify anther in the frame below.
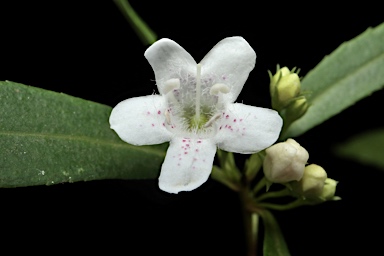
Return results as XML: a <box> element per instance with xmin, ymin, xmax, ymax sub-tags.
<box><xmin>165</xmin><ymin>110</ymin><xmax>172</xmax><ymax>125</ymax></box>
<box><xmin>163</xmin><ymin>78</ymin><xmax>180</xmax><ymax>94</ymax></box>
<box><xmin>210</xmin><ymin>83</ymin><xmax>230</xmax><ymax>95</ymax></box>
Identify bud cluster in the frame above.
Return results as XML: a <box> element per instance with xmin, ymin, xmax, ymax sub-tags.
<box><xmin>263</xmin><ymin>138</ymin><xmax>339</xmax><ymax>202</ymax></box>
<box><xmin>269</xmin><ymin>66</ymin><xmax>309</xmax><ymax>126</ymax></box>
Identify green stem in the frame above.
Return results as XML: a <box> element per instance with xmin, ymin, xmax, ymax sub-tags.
<box><xmin>239</xmin><ymin>188</ymin><xmax>259</xmax><ymax>256</ymax></box>
<box><xmin>255</xmin><ymin>188</ymin><xmax>291</xmax><ymax>202</ymax></box>
<box><xmin>258</xmin><ymin>199</ymin><xmax>309</xmax><ymax>211</ymax></box>
<box><xmin>113</xmin><ymin>0</ymin><xmax>157</xmax><ymax>45</ymax></box>
<box><xmin>252</xmin><ymin>177</ymin><xmax>267</xmax><ymax>195</ymax></box>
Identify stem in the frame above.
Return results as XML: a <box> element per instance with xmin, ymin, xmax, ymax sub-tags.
<box><xmin>252</xmin><ymin>177</ymin><xmax>267</xmax><ymax>195</ymax></box>
<box><xmin>258</xmin><ymin>198</ymin><xmax>309</xmax><ymax>211</ymax></box>
<box><xmin>255</xmin><ymin>188</ymin><xmax>291</xmax><ymax>202</ymax></box>
<box><xmin>113</xmin><ymin>0</ymin><xmax>157</xmax><ymax>45</ymax></box>
<box><xmin>239</xmin><ymin>188</ymin><xmax>259</xmax><ymax>256</ymax></box>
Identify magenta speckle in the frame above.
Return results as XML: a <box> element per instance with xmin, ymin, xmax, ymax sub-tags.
<box><xmin>225</xmin><ymin>125</ymin><xmax>228</xmax><ymax>128</ymax></box>
<box><xmin>147</xmin><ymin>111</ymin><xmax>150</xmax><ymax>115</ymax></box>
<box><xmin>151</xmin><ymin>124</ymin><xmax>155</xmax><ymax>127</ymax></box>
<box><xmin>182</xmin><ymin>139</ymin><xmax>186</xmax><ymax>142</ymax></box>
<box><xmin>184</xmin><ymin>152</ymin><xmax>188</xmax><ymax>155</ymax></box>
<box><xmin>240</xmin><ymin>118</ymin><xmax>243</xmax><ymax>122</ymax></box>
<box><xmin>228</xmin><ymin>126</ymin><xmax>232</xmax><ymax>129</ymax></box>
<box><xmin>186</xmin><ymin>144</ymin><xmax>189</xmax><ymax>147</ymax></box>
<box><xmin>219</xmin><ymin>126</ymin><xmax>222</xmax><ymax>130</ymax></box>
<box><xmin>195</xmin><ymin>149</ymin><xmax>199</xmax><ymax>152</ymax></box>
<box><xmin>157</xmin><ymin>110</ymin><xmax>161</xmax><ymax>114</ymax></box>
<box><xmin>162</xmin><ymin>123</ymin><xmax>165</xmax><ymax>126</ymax></box>
<box><xmin>197</xmin><ymin>140</ymin><xmax>202</xmax><ymax>143</ymax></box>
<box><xmin>234</xmin><ymin>119</ymin><xmax>237</xmax><ymax>122</ymax></box>
<box><xmin>226</xmin><ymin>115</ymin><xmax>229</xmax><ymax>119</ymax></box>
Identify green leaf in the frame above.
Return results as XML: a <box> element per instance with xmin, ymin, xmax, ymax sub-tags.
<box><xmin>0</xmin><ymin>81</ymin><xmax>167</xmax><ymax>187</ymax></box>
<box><xmin>259</xmin><ymin>209</ymin><xmax>291</xmax><ymax>256</ymax></box>
<box><xmin>334</xmin><ymin>128</ymin><xmax>384</xmax><ymax>170</ymax></box>
<box><xmin>284</xmin><ymin>22</ymin><xmax>384</xmax><ymax>138</ymax></box>
<box><xmin>113</xmin><ymin>0</ymin><xmax>157</xmax><ymax>45</ymax></box>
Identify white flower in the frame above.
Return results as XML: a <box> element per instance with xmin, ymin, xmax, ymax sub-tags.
<box><xmin>109</xmin><ymin>37</ymin><xmax>283</xmax><ymax>194</ymax></box>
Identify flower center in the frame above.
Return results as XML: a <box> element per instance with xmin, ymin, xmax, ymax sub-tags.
<box><xmin>164</xmin><ymin>64</ymin><xmax>230</xmax><ymax>137</ymax></box>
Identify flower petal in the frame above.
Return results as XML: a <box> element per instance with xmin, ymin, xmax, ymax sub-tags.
<box><xmin>109</xmin><ymin>95</ymin><xmax>172</xmax><ymax>145</ymax></box>
<box><xmin>159</xmin><ymin>137</ymin><xmax>217</xmax><ymax>194</ymax></box>
<box><xmin>144</xmin><ymin>38</ymin><xmax>197</xmax><ymax>95</ymax></box>
<box><xmin>200</xmin><ymin>37</ymin><xmax>256</xmax><ymax>103</ymax></box>
<box><xmin>214</xmin><ymin>103</ymin><xmax>282</xmax><ymax>153</ymax></box>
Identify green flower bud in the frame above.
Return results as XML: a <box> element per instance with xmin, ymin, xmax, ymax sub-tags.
<box><xmin>245</xmin><ymin>153</ymin><xmax>263</xmax><ymax>182</ymax></box>
<box><xmin>270</xmin><ymin>67</ymin><xmax>291</xmax><ymax>91</ymax></box>
<box><xmin>320</xmin><ymin>178</ymin><xmax>338</xmax><ymax>200</ymax></box>
<box><xmin>283</xmin><ymin>96</ymin><xmax>309</xmax><ymax>123</ymax></box>
<box><xmin>270</xmin><ymin>66</ymin><xmax>301</xmax><ymax>110</ymax></box>
<box><xmin>263</xmin><ymin>139</ymin><xmax>309</xmax><ymax>183</ymax></box>
<box><xmin>294</xmin><ymin>164</ymin><xmax>327</xmax><ymax>197</ymax></box>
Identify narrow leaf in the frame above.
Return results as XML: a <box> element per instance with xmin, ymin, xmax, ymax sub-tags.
<box><xmin>334</xmin><ymin>128</ymin><xmax>384</xmax><ymax>170</ymax></box>
<box><xmin>113</xmin><ymin>0</ymin><xmax>157</xmax><ymax>45</ymax></box>
<box><xmin>259</xmin><ymin>209</ymin><xmax>291</xmax><ymax>256</ymax></box>
<box><xmin>0</xmin><ymin>81</ymin><xmax>167</xmax><ymax>187</ymax></box>
<box><xmin>284</xmin><ymin>22</ymin><xmax>384</xmax><ymax>138</ymax></box>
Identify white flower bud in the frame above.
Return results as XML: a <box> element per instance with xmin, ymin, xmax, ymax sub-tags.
<box><xmin>298</xmin><ymin>164</ymin><xmax>327</xmax><ymax>197</ymax></box>
<box><xmin>263</xmin><ymin>139</ymin><xmax>309</xmax><ymax>183</ymax></box>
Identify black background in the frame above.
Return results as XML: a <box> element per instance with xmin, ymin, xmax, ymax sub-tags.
<box><xmin>1</xmin><ymin>1</ymin><xmax>384</xmax><ymax>255</ymax></box>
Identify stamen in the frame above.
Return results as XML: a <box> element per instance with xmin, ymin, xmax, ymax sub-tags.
<box><xmin>165</xmin><ymin>110</ymin><xmax>171</xmax><ymax>125</ymax></box>
<box><xmin>195</xmin><ymin>64</ymin><xmax>202</xmax><ymax>119</ymax></box>
<box><xmin>163</xmin><ymin>78</ymin><xmax>180</xmax><ymax>94</ymax></box>
<box><xmin>210</xmin><ymin>83</ymin><xmax>230</xmax><ymax>95</ymax></box>
<box><xmin>164</xmin><ymin>78</ymin><xmax>180</xmax><ymax>107</ymax></box>
<box><xmin>203</xmin><ymin>113</ymin><xmax>221</xmax><ymax>128</ymax></box>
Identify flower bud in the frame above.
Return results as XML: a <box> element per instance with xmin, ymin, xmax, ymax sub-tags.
<box><xmin>270</xmin><ymin>67</ymin><xmax>301</xmax><ymax>110</ymax></box>
<box><xmin>245</xmin><ymin>153</ymin><xmax>263</xmax><ymax>182</ymax></box>
<box><xmin>283</xmin><ymin>96</ymin><xmax>309</xmax><ymax>123</ymax></box>
<box><xmin>320</xmin><ymin>178</ymin><xmax>338</xmax><ymax>200</ymax></box>
<box><xmin>263</xmin><ymin>139</ymin><xmax>309</xmax><ymax>183</ymax></box>
<box><xmin>270</xmin><ymin>67</ymin><xmax>291</xmax><ymax>90</ymax></box>
<box><xmin>295</xmin><ymin>164</ymin><xmax>327</xmax><ymax>197</ymax></box>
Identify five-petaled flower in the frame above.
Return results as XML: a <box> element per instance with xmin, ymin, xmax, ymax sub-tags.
<box><xmin>109</xmin><ymin>37</ymin><xmax>283</xmax><ymax>194</ymax></box>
